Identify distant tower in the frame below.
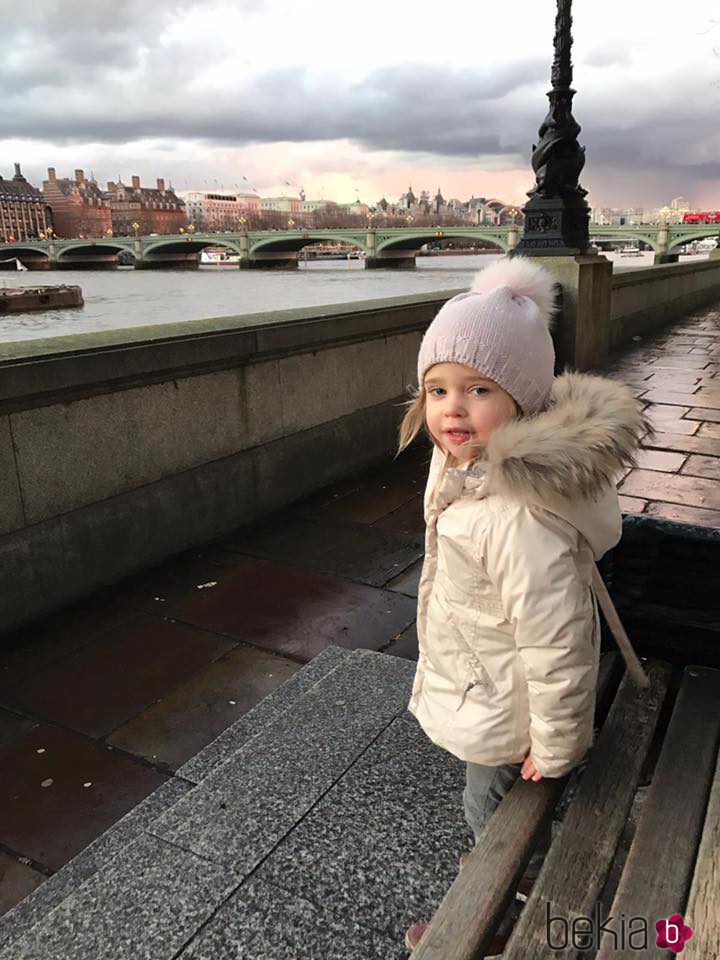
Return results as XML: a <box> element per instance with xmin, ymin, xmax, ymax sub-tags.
<box><xmin>434</xmin><ymin>187</ymin><xmax>445</xmax><ymax>214</ymax></box>
<box><xmin>405</xmin><ymin>185</ymin><xmax>416</xmax><ymax>209</ymax></box>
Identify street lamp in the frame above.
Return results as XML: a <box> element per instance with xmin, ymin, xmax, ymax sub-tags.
<box><xmin>239</xmin><ymin>216</ymin><xmax>247</xmax><ymax>231</ymax></box>
<box><xmin>188</xmin><ymin>223</ymin><xmax>195</xmax><ymax>234</ymax></box>
<box><xmin>288</xmin><ymin>218</ymin><xmax>295</xmax><ymax>229</ymax></box>
<box><xmin>406</xmin><ymin>214</ymin><xmax>413</xmax><ymax>226</ymax></box>
<box><xmin>513</xmin><ymin>0</ymin><xmax>590</xmax><ymax>256</ymax></box>
<box><xmin>132</xmin><ymin>221</ymin><xmax>140</xmax><ymax>238</ymax></box>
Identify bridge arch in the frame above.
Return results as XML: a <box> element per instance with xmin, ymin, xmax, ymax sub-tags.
<box><xmin>249</xmin><ymin>232</ymin><xmax>366</xmax><ymax>255</ymax></box>
<box><xmin>56</xmin><ymin>242</ymin><xmax>134</xmax><ymax>261</ymax></box>
<box><xmin>0</xmin><ymin>245</ymin><xmax>51</xmax><ymax>267</ymax></box>
<box><xmin>668</xmin><ymin>227</ymin><xmax>720</xmax><ymax>254</ymax></box>
<box><xmin>142</xmin><ymin>237</ymin><xmax>244</xmax><ymax>257</ymax></box>
<box><xmin>588</xmin><ymin>230</ymin><xmax>660</xmax><ymax>252</ymax></box>
<box><xmin>376</xmin><ymin>230</ymin><xmax>510</xmax><ymax>254</ymax></box>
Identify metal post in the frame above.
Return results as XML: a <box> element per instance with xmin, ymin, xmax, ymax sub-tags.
<box><xmin>513</xmin><ymin>0</ymin><xmax>591</xmax><ymax>256</ymax></box>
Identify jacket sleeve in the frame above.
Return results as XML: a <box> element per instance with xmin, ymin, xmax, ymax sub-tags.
<box><xmin>481</xmin><ymin>503</ymin><xmax>597</xmax><ymax>779</ymax></box>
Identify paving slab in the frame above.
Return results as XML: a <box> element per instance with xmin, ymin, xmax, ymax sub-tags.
<box><xmin>644</xmin><ymin>501</ymin><xmax>720</xmax><ymax>526</ymax></box>
<box><xmin>0</xmin><ymin>854</ymin><xmax>45</xmax><ymax>918</ymax></box>
<box><xmin>643</xmin><ymin>432</ymin><xmax>720</xmax><ymax>457</ymax></box>
<box><xmin>293</xmin><ymin>464</ymin><xmax>422</xmax><ymax>525</ymax></box>
<box><xmin>114</xmin><ymin>551</ymin><xmax>262</xmax><ymax>615</ymax></box>
<box><xmin>619</xmin><ymin>469</ymin><xmax>720</xmax><ymax>511</ymax></box>
<box><xmin>177</xmin><ymin>644</ymin><xmax>350</xmax><ymax>783</ymax></box>
<box><xmin>633</xmin><ymin>448</ymin><xmax>687</xmax><ymax>472</ymax></box>
<box><xmin>385</xmin><ymin>556</ymin><xmax>423</xmax><ymax>597</ymax></box>
<box><xmin>148</xmin><ymin>650</ymin><xmax>414</xmax><ymax>871</ymax></box>
<box><xmin>382</xmin><ymin>622</ymin><xmax>419</xmax><ymax>661</ymax></box>
<box><xmin>177</xmin><ymin>874</ymin><xmax>407</xmax><ymax>960</ymax></box>
<box><xmin>0</xmin><ymin>777</ymin><xmax>191</xmax><ymax>947</ymax></box>
<box><xmin>107</xmin><ymin>644</ymin><xmax>303</xmax><ymax>770</ymax></box>
<box><xmin>679</xmin><ymin>454</ymin><xmax>720</xmax><ymax>480</ymax></box>
<box><xmin>220</xmin><ymin>513</ymin><xmax>423</xmax><ymax>588</ymax></box>
<box><xmin>370</xmin><ymin>494</ymin><xmax>425</xmax><ymax>536</ymax></box>
<box><xmin>0</xmin><ymin>614</ymin><xmax>238</xmax><ymax>739</ymax></box>
<box><xmin>0</xmin><ymin>832</ymin><xmax>239</xmax><ymax>960</ymax></box>
<box><xmin>0</xmin><ymin>593</ymin><xmax>137</xmax><ymax>687</ymax></box>
<box><xmin>688</xmin><ymin>406</ymin><xmax>720</xmax><ymax>422</ymax></box>
<box><xmin>642</xmin><ymin>413</ymin><xmax>700</xmax><ymax>436</ymax></box>
<box><xmin>619</xmin><ymin>496</ymin><xmax>648</xmax><ymax>513</ymax></box>
<box><xmin>0</xmin><ymin>722</ymin><xmax>167</xmax><ymax>873</ymax></box>
<box><xmin>643</xmin><ymin>357</ymin><xmax>711</xmax><ymax>369</ymax></box>
<box><xmin>0</xmin><ymin>707</ymin><xmax>36</xmax><ymax>753</ymax></box>
<box><xmin>166</xmin><ymin>558</ymin><xmax>416</xmax><ymax>662</ymax></box>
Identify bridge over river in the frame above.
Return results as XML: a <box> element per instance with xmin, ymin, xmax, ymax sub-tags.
<box><xmin>1</xmin><ymin>223</ymin><xmax>718</xmax><ymax>270</ymax></box>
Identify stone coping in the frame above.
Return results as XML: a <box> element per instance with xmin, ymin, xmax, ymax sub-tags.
<box><xmin>0</xmin><ymin>289</ymin><xmax>462</xmax><ymax>411</ymax></box>
<box><xmin>611</xmin><ymin>257</ymin><xmax>720</xmax><ymax>287</ymax></box>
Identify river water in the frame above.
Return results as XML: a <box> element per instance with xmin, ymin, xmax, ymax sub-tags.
<box><xmin>0</xmin><ymin>251</ymin><xmax>704</xmax><ymax>346</ymax></box>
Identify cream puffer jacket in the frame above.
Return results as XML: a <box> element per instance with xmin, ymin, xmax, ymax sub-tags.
<box><xmin>407</xmin><ymin>370</ymin><xmax>651</xmax><ymax>778</ymax></box>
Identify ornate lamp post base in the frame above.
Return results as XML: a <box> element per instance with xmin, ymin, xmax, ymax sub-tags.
<box><xmin>517</xmin><ymin>195</ymin><xmax>590</xmax><ymax>257</ymax></box>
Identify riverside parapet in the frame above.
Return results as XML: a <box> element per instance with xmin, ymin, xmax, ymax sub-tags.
<box><xmin>0</xmin><ymin>284</ymin><xmax>83</xmax><ymax>313</ymax></box>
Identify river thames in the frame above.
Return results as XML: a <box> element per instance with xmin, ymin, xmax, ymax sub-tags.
<box><xmin>0</xmin><ymin>250</ymin><xmax>700</xmax><ymax>345</ymax></box>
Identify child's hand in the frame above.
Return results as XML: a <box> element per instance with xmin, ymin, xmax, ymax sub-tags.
<box><xmin>521</xmin><ymin>752</ymin><xmax>544</xmax><ymax>782</ymax></box>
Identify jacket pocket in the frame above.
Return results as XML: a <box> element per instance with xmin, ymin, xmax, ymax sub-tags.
<box><xmin>455</xmin><ymin>671</ymin><xmax>490</xmax><ymax>711</ymax></box>
<box><xmin>446</xmin><ymin>611</ymin><xmax>497</xmax><ymax>705</ymax></box>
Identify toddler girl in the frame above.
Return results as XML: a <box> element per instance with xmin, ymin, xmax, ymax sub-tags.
<box><xmin>398</xmin><ymin>256</ymin><xmax>650</xmax><ymax>955</ymax></box>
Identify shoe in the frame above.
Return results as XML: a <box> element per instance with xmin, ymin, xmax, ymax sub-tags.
<box><xmin>458</xmin><ymin>851</ymin><xmax>536</xmax><ymax>902</ymax></box>
<box><xmin>404</xmin><ymin>922</ymin><xmax>429</xmax><ymax>951</ymax></box>
<box><xmin>403</xmin><ymin>920</ymin><xmax>512</xmax><ymax>956</ymax></box>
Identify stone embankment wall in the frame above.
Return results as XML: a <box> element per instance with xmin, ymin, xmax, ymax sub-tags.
<box><xmin>2</xmin><ymin>257</ymin><xmax>720</xmax><ymax>634</ymax></box>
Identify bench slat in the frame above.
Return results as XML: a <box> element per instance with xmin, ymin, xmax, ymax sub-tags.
<box><xmin>501</xmin><ymin>658</ymin><xmax>672</xmax><ymax>960</ymax></box>
<box><xmin>408</xmin><ymin>651</ymin><xmax>628</xmax><ymax>960</ymax></box>
<box><xmin>595</xmin><ymin>664</ymin><xmax>720</xmax><ymax>960</ymax></box>
<box><xmin>684</xmin><ymin>746</ymin><xmax>720</xmax><ymax>959</ymax></box>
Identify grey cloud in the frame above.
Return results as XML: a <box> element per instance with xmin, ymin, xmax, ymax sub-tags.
<box><xmin>0</xmin><ymin>0</ymin><xmax>718</xmax><ymax>206</ymax></box>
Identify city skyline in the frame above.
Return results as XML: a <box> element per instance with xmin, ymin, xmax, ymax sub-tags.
<box><xmin>2</xmin><ymin>0</ymin><xmax>720</xmax><ymax>209</ymax></box>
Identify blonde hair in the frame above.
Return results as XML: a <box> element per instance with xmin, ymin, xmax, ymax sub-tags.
<box><xmin>394</xmin><ymin>378</ymin><xmax>521</xmax><ymax>468</ymax></box>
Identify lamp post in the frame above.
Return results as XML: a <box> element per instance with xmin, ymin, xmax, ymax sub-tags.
<box><xmin>132</xmin><ymin>221</ymin><xmax>140</xmax><ymax>238</ymax></box>
<box><xmin>513</xmin><ymin>0</ymin><xmax>590</xmax><ymax>256</ymax></box>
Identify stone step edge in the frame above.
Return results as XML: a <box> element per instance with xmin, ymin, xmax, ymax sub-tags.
<box><xmin>0</xmin><ymin>646</ymin><xmax>415</xmax><ymax>948</ymax></box>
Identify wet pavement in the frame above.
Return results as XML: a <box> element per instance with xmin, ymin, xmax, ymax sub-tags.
<box><xmin>0</xmin><ymin>303</ymin><xmax>718</xmax><ymax>918</ymax></box>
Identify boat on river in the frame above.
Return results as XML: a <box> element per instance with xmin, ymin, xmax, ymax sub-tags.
<box><xmin>200</xmin><ymin>248</ymin><xmax>240</xmax><ymax>266</ymax></box>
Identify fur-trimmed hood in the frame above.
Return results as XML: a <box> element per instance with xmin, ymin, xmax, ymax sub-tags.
<box><xmin>446</xmin><ymin>369</ymin><xmax>655</xmax><ymax>559</ymax></box>
<box><xmin>481</xmin><ymin>369</ymin><xmax>655</xmax><ymax>502</ymax></box>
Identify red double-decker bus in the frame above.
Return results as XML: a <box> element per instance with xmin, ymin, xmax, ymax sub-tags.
<box><xmin>682</xmin><ymin>211</ymin><xmax>720</xmax><ymax>224</ymax></box>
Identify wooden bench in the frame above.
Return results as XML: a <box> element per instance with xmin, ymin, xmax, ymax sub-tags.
<box><xmin>410</xmin><ymin>651</ymin><xmax>720</xmax><ymax>959</ymax></box>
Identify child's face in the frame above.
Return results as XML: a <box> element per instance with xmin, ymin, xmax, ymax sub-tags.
<box><xmin>423</xmin><ymin>362</ymin><xmax>518</xmax><ymax>463</ymax></box>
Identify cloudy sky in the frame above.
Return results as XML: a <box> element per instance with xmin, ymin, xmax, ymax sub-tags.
<box><xmin>2</xmin><ymin>0</ymin><xmax>719</xmax><ymax>209</ymax></box>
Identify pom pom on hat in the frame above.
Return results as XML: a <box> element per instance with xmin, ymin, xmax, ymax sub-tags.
<box><xmin>470</xmin><ymin>256</ymin><xmax>558</xmax><ymax>332</ymax></box>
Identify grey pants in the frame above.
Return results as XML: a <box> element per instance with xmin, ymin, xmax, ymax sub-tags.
<box><xmin>463</xmin><ymin>760</ymin><xmax>553</xmax><ymax>879</ymax></box>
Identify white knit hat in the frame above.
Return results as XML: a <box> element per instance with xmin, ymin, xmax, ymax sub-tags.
<box><xmin>416</xmin><ymin>257</ymin><xmax>558</xmax><ymax>415</ymax></box>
